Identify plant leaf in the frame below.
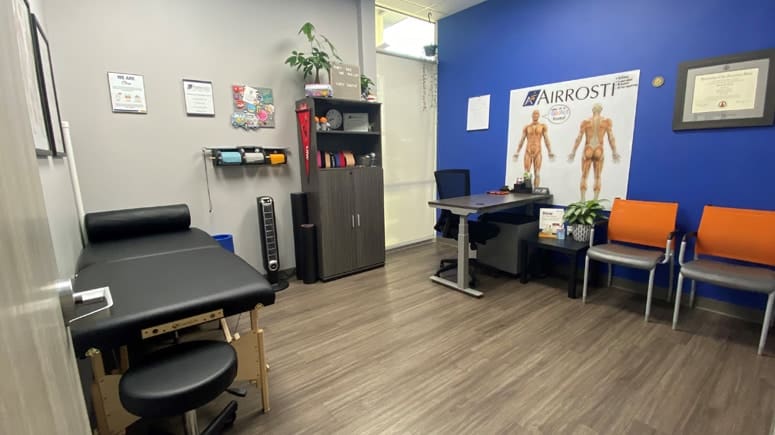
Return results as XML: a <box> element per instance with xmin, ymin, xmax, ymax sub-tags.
<box><xmin>299</xmin><ymin>22</ymin><xmax>315</xmax><ymax>42</ymax></box>
<box><xmin>320</xmin><ymin>35</ymin><xmax>342</xmax><ymax>61</ymax></box>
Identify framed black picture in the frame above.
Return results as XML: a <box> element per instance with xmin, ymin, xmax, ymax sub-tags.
<box><xmin>673</xmin><ymin>49</ymin><xmax>775</xmax><ymax>131</ymax></box>
<box><xmin>30</xmin><ymin>13</ymin><xmax>66</xmax><ymax>156</ymax></box>
<box><xmin>12</xmin><ymin>0</ymin><xmax>50</xmax><ymax>157</ymax></box>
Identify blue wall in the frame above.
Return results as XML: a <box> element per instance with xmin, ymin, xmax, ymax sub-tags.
<box><xmin>438</xmin><ymin>0</ymin><xmax>775</xmax><ymax>309</ymax></box>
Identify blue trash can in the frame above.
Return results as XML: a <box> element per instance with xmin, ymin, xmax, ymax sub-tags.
<box><xmin>213</xmin><ymin>234</ymin><xmax>235</xmax><ymax>253</ymax></box>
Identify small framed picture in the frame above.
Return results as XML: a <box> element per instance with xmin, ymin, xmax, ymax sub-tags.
<box><xmin>30</xmin><ymin>13</ymin><xmax>66</xmax><ymax>156</ymax></box>
<box><xmin>673</xmin><ymin>49</ymin><xmax>775</xmax><ymax>131</ymax></box>
<box><xmin>108</xmin><ymin>72</ymin><xmax>148</xmax><ymax>114</ymax></box>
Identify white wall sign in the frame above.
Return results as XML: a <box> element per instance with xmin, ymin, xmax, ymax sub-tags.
<box><xmin>182</xmin><ymin>79</ymin><xmax>214</xmax><ymax>116</ymax></box>
<box><xmin>506</xmin><ymin>70</ymin><xmax>640</xmax><ymax>207</ymax></box>
<box><xmin>467</xmin><ymin>94</ymin><xmax>490</xmax><ymax>131</ymax></box>
<box><xmin>108</xmin><ymin>72</ymin><xmax>147</xmax><ymax>113</ymax></box>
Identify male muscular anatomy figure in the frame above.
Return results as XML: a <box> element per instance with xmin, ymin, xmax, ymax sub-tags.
<box><xmin>514</xmin><ymin>110</ymin><xmax>555</xmax><ymax>187</ymax></box>
<box><xmin>568</xmin><ymin>103</ymin><xmax>621</xmax><ymax>201</ymax></box>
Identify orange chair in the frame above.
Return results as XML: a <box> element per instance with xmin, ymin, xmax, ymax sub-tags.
<box><xmin>582</xmin><ymin>198</ymin><xmax>679</xmax><ymax>322</ymax></box>
<box><xmin>672</xmin><ymin>205</ymin><xmax>775</xmax><ymax>355</ymax></box>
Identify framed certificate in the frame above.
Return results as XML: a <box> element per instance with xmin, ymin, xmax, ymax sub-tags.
<box><xmin>673</xmin><ymin>49</ymin><xmax>775</xmax><ymax>130</ymax></box>
<box><xmin>182</xmin><ymin>79</ymin><xmax>215</xmax><ymax>116</ymax></box>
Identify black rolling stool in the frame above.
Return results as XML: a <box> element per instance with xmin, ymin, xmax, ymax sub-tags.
<box><xmin>119</xmin><ymin>341</ymin><xmax>239</xmax><ymax>435</ymax></box>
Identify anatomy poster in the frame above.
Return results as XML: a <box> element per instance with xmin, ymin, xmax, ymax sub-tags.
<box><xmin>505</xmin><ymin>70</ymin><xmax>640</xmax><ymax>207</ymax></box>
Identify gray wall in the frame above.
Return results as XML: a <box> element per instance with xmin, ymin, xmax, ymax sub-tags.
<box><xmin>29</xmin><ymin>0</ymin><xmax>83</xmax><ymax>278</ymax></box>
<box><xmin>44</xmin><ymin>0</ymin><xmax>375</xmax><ymax>272</ymax></box>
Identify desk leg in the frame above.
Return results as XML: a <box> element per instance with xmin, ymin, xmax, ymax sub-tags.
<box><xmin>429</xmin><ymin>214</ymin><xmax>483</xmax><ymax>297</ymax></box>
<box><xmin>457</xmin><ymin>216</ymin><xmax>470</xmax><ymax>290</ymax></box>
<box><xmin>568</xmin><ymin>252</ymin><xmax>579</xmax><ymax>299</ymax></box>
<box><xmin>519</xmin><ymin>241</ymin><xmax>529</xmax><ymax>284</ymax></box>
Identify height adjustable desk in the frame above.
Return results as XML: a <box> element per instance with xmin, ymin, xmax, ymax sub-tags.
<box><xmin>428</xmin><ymin>192</ymin><xmax>551</xmax><ymax>297</ymax></box>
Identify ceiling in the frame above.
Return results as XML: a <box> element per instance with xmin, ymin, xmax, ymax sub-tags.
<box><xmin>377</xmin><ymin>0</ymin><xmax>487</xmax><ymax>21</ymax></box>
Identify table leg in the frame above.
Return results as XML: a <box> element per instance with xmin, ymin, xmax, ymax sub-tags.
<box><xmin>568</xmin><ymin>252</ymin><xmax>579</xmax><ymax>299</ymax></box>
<box><xmin>429</xmin><ymin>214</ymin><xmax>483</xmax><ymax>297</ymax></box>
<box><xmin>457</xmin><ymin>215</ymin><xmax>469</xmax><ymax>289</ymax></box>
<box><xmin>519</xmin><ymin>241</ymin><xmax>529</xmax><ymax>284</ymax></box>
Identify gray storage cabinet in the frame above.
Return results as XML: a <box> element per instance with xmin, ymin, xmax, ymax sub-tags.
<box><xmin>476</xmin><ymin>215</ymin><xmax>538</xmax><ymax>275</ymax></box>
<box><xmin>295</xmin><ymin>97</ymin><xmax>385</xmax><ymax>280</ymax></box>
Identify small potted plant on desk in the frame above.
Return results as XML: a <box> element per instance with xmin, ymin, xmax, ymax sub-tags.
<box><xmin>564</xmin><ymin>199</ymin><xmax>607</xmax><ymax>243</ymax></box>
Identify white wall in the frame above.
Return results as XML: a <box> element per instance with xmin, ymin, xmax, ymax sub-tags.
<box><xmin>28</xmin><ymin>0</ymin><xmax>83</xmax><ymax>278</ymax></box>
<box><xmin>44</xmin><ymin>0</ymin><xmax>375</xmax><ymax>272</ymax></box>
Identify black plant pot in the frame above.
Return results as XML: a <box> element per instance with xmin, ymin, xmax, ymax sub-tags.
<box><xmin>424</xmin><ymin>45</ymin><xmax>438</xmax><ymax>56</ymax></box>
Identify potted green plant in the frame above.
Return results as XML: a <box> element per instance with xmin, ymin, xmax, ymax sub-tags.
<box><xmin>564</xmin><ymin>199</ymin><xmax>607</xmax><ymax>242</ymax></box>
<box><xmin>285</xmin><ymin>22</ymin><xmax>342</xmax><ymax>84</ymax></box>
<box><xmin>360</xmin><ymin>75</ymin><xmax>375</xmax><ymax>99</ymax></box>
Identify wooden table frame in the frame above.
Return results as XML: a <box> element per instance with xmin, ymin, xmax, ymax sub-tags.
<box><xmin>85</xmin><ymin>305</ymin><xmax>269</xmax><ymax>435</ymax></box>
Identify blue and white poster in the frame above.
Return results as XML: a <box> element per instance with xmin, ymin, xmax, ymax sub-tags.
<box><xmin>506</xmin><ymin>70</ymin><xmax>640</xmax><ymax>207</ymax></box>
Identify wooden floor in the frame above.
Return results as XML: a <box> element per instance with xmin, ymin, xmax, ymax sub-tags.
<box><xmin>199</xmin><ymin>242</ymin><xmax>774</xmax><ymax>435</ymax></box>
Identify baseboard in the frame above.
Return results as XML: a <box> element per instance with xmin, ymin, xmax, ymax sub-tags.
<box><xmin>387</xmin><ymin>237</ymin><xmax>434</xmax><ymax>252</ymax></box>
<box><xmin>435</xmin><ymin>238</ymin><xmax>764</xmax><ymax>323</ymax></box>
<box><xmin>278</xmin><ymin>268</ymin><xmax>295</xmax><ymax>282</ymax></box>
<box><xmin>557</xmin><ymin>262</ymin><xmax>765</xmax><ymax>324</ymax></box>
<box><xmin>435</xmin><ymin>236</ymin><xmax>456</xmax><ymax>247</ymax></box>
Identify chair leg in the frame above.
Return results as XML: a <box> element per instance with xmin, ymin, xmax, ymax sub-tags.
<box><xmin>690</xmin><ymin>280</ymin><xmax>697</xmax><ymax>308</ymax></box>
<box><xmin>201</xmin><ymin>400</ymin><xmax>238</xmax><ymax>435</ymax></box>
<box><xmin>758</xmin><ymin>293</ymin><xmax>774</xmax><ymax>356</ymax></box>
<box><xmin>672</xmin><ymin>272</ymin><xmax>685</xmax><ymax>330</ymax></box>
<box><xmin>436</xmin><ymin>263</ymin><xmax>457</xmax><ymax>277</ymax></box>
<box><xmin>582</xmin><ymin>256</ymin><xmax>591</xmax><ymax>304</ymax></box>
<box><xmin>184</xmin><ymin>409</ymin><xmax>199</xmax><ymax>435</ymax></box>
<box><xmin>607</xmin><ymin>264</ymin><xmax>613</xmax><ymax>288</ymax></box>
<box><xmin>645</xmin><ymin>268</ymin><xmax>656</xmax><ymax>322</ymax></box>
<box><xmin>667</xmin><ymin>256</ymin><xmax>675</xmax><ymax>303</ymax></box>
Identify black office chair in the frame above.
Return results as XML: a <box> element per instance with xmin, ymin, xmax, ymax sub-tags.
<box><xmin>434</xmin><ymin>169</ymin><xmax>500</xmax><ymax>287</ymax></box>
<box><xmin>119</xmin><ymin>340</ymin><xmax>243</xmax><ymax>435</ymax></box>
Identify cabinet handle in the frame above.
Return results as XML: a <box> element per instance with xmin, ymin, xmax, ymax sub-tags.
<box><xmin>351</xmin><ymin>215</ymin><xmax>355</xmax><ymax>229</ymax></box>
<box><xmin>357</xmin><ymin>214</ymin><xmax>361</xmax><ymax>227</ymax></box>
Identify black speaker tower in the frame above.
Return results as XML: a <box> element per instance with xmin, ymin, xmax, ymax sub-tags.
<box><xmin>257</xmin><ymin>196</ymin><xmax>288</xmax><ymax>292</ymax></box>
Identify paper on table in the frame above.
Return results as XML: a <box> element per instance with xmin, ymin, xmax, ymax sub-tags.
<box><xmin>467</xmin><ymin>94</ymin><xmax>490</xmax><ymax>131</ymax></box>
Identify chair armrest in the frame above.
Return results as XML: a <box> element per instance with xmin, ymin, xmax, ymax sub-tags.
<box><xmin>678</xmin><ymin>231</ymin><xmax>698</xmax><ymax>265</ymax></box>
<box><xmin>661</xmin><ymin>230</ymin><xmax>680</xmax><ymax>264</ymax></box>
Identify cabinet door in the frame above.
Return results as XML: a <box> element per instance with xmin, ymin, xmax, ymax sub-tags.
<box><xmin>317</xmin><ymin>170</ymin><xmax>358</xmax><ymax>278</ymax></box>
<box><xmin>354</xmin><ymin>168</ymin><xmax>386</xmax><ymax>268</ymax></box>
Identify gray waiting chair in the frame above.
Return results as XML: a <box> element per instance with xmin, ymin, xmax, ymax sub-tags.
<box><xmin>582</xmin><ymin>198</ymin><xmax>679</xmax><ymax>322</ymax></box>
<box><xmin>671</xmin><ymin>205</ymin><xmax>775</xmax><ymax>355</ymax></box>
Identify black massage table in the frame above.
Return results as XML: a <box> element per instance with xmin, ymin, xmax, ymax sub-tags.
<box><xmin>69</xmin><ymin>204</ymin><xmax>274</xmax><ymax>435</ymax></box>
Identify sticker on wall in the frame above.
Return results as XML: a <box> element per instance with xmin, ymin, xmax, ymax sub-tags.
<box><xmin>231</xmin><ymin>84</ymin><xmax>275</xmax><ymax>130</ymax></box>
<box><xmin>505</xmin><ymin>70</ymin><xmax>641</xmax><ymax>208</ymax></box>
